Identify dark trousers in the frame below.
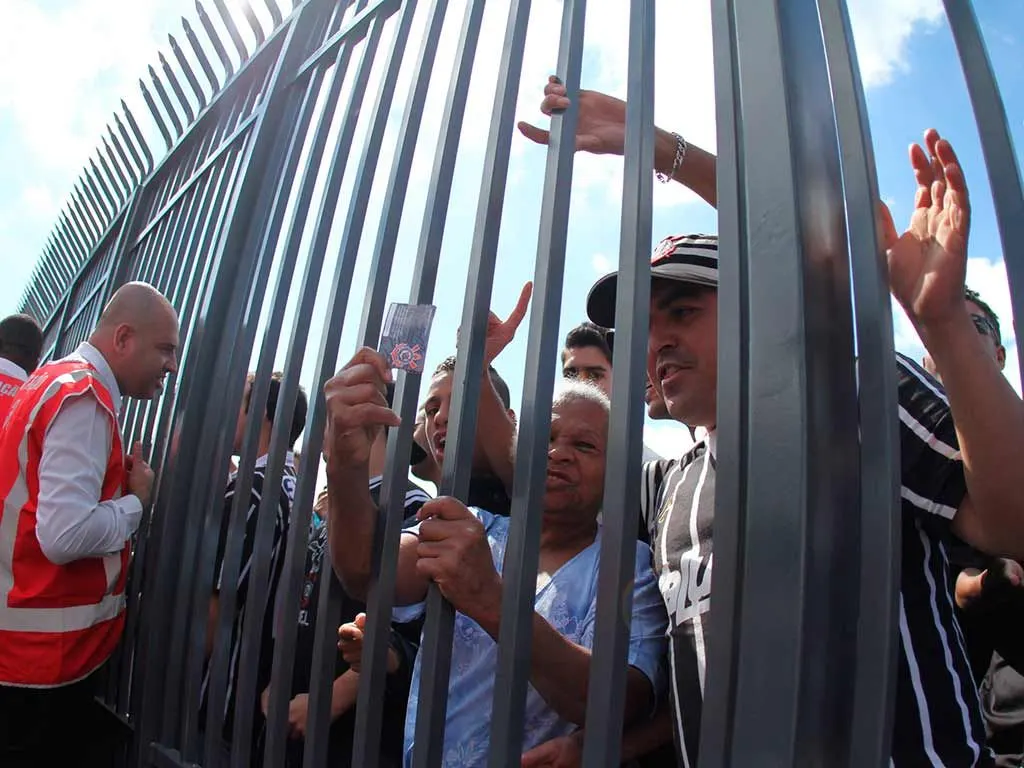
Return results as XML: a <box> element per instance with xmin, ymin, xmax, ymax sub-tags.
<box><xmin>0</xmin><ymin>675</ymin><xmax>105</xmax><ymax>768</ymax></box>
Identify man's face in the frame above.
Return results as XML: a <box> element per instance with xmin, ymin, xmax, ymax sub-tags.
<box><xmin>544</xmin><ymin>398</ymin><xmax>608</xmax><ymax>517</ymax></box>
<box><xmin>421</xmin><ymin>372</ymin><xmax>488</xmax><ymax>471</ymax></box>
<box><xmin>117</xmin><ymin>309</ymin><xmax>180</xmax><ymax>399</ymax></box>
<box><xmin>644</xmin><ymin>377</ymin><xmax>670</xmax><ymax>420</ymax></box>
<box><xmin>647</xmin><ymin>280</ymin><xmax>718</xmax><ymax>427</ymax></box>
<box><xmin>562</xmin><ymin>346</ymin><xmax>613</xmax><ymax>397</ymax></box>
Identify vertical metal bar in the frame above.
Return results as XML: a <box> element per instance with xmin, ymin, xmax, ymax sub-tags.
<box><xmin>340</xmin><ymin>1</ymin><xmax>461</xmax><ymax>764</ymax></box>
<box><xmin>142</xmin><ymin>79</ymin><xmax>175</xmax><ymax>150</ymax></box>
<box><xmin>213</xmin><ymin>0</ymin><xmax>250</xmax><ymax>61</ymax></box>
<box><xmin>171</xmin><ymin>33</ymin><xmax>208</xmax><ymax>111</ymax></box>
<box><xmin>486</xmin><ymin>0</ymin><xmax>585</xmax><ymax>762</ymax></box>
<box><xmin>91</xmin><ymin>157</ymin><xmax>120</xmax><ymax>211</ymax></box>
<box><xmin>942</xmin><ymin>0</ymin><xmax>1024</xmax><ymax>385</ymax></box>
<box><xmin>161</xmin><ymin>51</ymin><xmax>197</xmax><ymax>124</ymax></box>
<box><xmin>57</xmin><ymin>217</ymin><xmax>85</xmax><ymax>262</ymax></box>
<box><xmin>197</xmin><ymin>0</ymin><xmax>236</xmax><ymax>80</ymax></box>
<box><xmin>579</xmin><ymin>1</ymin><xmax>654</xmax><ymax>765</ymax></box>
<box><xmin>240</xmin><ymin>0</ymin><xmax>266</xmax><ymax>46</ymax></box>
<box><xmin>123</xmin><ymin>100</ymin><xmax>155</xmax><ymax>175</ymax></box>
<box><xmin>151</xmin><ymin>64</ymin><xmax>186</xmax><ymax>138</ymax></box>
<box><xmin>817</xmin><ymin>2</ymin><xmax>902</xmax><ymax>766</ymax></box>
<box><xmin>228</xmin><ymin>7</ymin><xmax>397</xmax><ymax>765</ymax></box>
<box><xmin>264</xmin><ymin>0</ymin><xmax>284</xmax><ymax>28</ymax></box>
<box><xmin>130</xmin><ymin>5</ymin><xmax>335</xmax><ymax>761</ymax></box>
<box><xmin>76</xmin><ymin>181</ymin><xmax>104</xmax><ymax>236</ymax></box>
<box><xmin>99</xmin><ymin>142</ymin><xmax>129</xmax><ymax>201</ymax></box>
<box><xmin>412</xmin><ymin>1</ymin><xmax>533</xmax><ymax>765</ymax></box>
<box><xmin>83</xmin><ymin>167</ymin><xmax>112</xmax><ymax>222</ymax></box>
<box><xmin>109</xmin><ymin>126</ymin><xmax>140</xmax><ymax>188</ymax></box>
<box><xmin>185</xmin><ymin>18</ymin><xmax>221</xmax><ymax>95</ymax></box>
<box><xmin>70</xmin><ymin>192</ymin><xmax>99</xmax><ymax>244</ymax></box>
<box><xmin>702</xmin><ymin>0</ymin><xmax>862</xmax><ymax>763</ymax></box>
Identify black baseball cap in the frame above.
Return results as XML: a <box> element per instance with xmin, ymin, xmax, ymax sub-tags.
<box><xmin>586</xmin><ymin>233</ymin><xmax>719</xmax><ymax>329</ymax></box>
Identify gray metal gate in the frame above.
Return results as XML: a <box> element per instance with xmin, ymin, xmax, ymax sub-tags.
<box><xmin>13</xmin><ymin>0</ymin><xmax>1024</xmax><ymax>766</ymax></box>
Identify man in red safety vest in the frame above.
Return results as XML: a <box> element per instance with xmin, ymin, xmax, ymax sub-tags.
<box><xmin>0</xmin><ymin>282</ymin><xmax>179</xmax><ymax>768</ymax></box>
<box><xmin>0</xmin><ymin>314</ymin><xmax>43</xmax><ymax>428</ymax></box>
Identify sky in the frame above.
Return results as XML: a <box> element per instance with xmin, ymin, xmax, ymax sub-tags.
<box><xmin>1</xmin><ymin>0</ymin><xmax>1022</xmax><ymax>462</ymax></box>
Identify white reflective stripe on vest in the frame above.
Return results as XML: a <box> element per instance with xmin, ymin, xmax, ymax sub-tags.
<box><xmin>0</xmin><ymin>592</ymin><xmax>125</xmax><ymax>633</ymax></box>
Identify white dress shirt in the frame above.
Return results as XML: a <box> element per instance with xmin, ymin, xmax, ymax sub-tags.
<box><xmin>35</xmin><ymin>342</ymin><xmax>142</xmax><ymax>566</ymax></box>
<box><xmin>0</xmin><ymin>357</ymin><xmax>28</xmax><ymax>383</ymax></box>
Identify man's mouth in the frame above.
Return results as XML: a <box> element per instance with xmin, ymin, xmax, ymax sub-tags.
<box><xmin>546</xmin><ymin>468</ymin><xmax>573</xmax><ymax>486</ymax></box>
<box><xmin>657</xmin><ymin>362</ymin><xmax>686</xmax><ymax>383</ymax></box>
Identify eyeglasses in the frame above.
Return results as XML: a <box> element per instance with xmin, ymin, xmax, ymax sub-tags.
<box><xmin>970</xmin><ymin>313</ymin><xmax>1000</xmax><ymax>342</ymax></box>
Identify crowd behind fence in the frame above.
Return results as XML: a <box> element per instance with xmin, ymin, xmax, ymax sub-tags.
<box><xmin>10</xmin><ymin>0</ymin><xmax>1024</xmax><ymax>766</ymax></box>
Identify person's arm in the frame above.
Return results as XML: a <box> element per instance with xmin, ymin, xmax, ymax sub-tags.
<box><xmin>477</xmin><ymin>369</ymin><xmax>516</xmax><ymax>491</ymax></box>
<box><xmin>471</xmin><ymin>605</ymin><xmax>652</xmax><ymax>727</ymax></box>
<box><xmin>35</xmin><ymin>397</ymin><xmax>147</xmax><ymax>565</ymax></box>
<box><xmin>519</xmin><ymin>77</ymin><xmax>718</xmax><ymax>208</ymax></box>
<box><xmin>522</xmin><ymin>708</ymin><xmax>674</xmax><ymax>767</ymax></box>
<box><xmin>884</xmin><ymin>130</ymin><xmax>1024</xmax><ymax>558</ymax></box>
<box><xmin>324</xmin><ymin>348</ymin><xmax>429</xmax><ymax>604</ymax></box>
<box><xmin>329</xmin><ymin>669</ymin><xmax>361</xmax><ymax>720</ymax></box>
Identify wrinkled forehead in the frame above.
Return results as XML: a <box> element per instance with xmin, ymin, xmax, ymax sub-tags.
<box><xmin>551</xmin><ymin>399</ymin><xmax>608</xmax><ymax>439</ymax></box>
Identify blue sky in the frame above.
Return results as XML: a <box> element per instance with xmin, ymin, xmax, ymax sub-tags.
<box><xmin>1</xmin><ymin>0</ymin><xmax>1021</xmax><ymax>460</ymax></box>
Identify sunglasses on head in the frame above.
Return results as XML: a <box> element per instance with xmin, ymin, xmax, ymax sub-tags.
<box><xmin>970</xmin><ymin>313</ymin><xmax>999</xmax><ymax>341</ymax></box>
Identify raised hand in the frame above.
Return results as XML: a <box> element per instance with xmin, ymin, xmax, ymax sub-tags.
<box><xmin>323</xmin><ymin>348</ymin><xmax>399</xmax><ymax>469</ymax></box>
<box><xmin>337</xmin><ymin>613</ymin><xmax>367</xmax><ymax>672</ymax></box>
<box><xmin>457</xmin><ymin>282</ymin><xmax>533</xmax><ymax>366</ymax></box>
<box><xmin>887</xmin><ymin>129</ymin><xmax>972</xmax><ymax>331</ymax></box>
<box><xmin>518</xmin><ymin>76</ymin><xmax>627</xmax><ymax>156</ymax></box>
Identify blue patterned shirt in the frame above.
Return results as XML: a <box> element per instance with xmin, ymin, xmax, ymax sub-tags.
<box><xmin>396</xmin><ymin>507</ymin><xmax>668</xmax><ymax>767</ymax></box>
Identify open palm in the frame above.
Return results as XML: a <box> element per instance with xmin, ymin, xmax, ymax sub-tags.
<box><xmin>886</xmin><ymin>129</ymin><xmax>971</xmax><ymax>329</ymax></box>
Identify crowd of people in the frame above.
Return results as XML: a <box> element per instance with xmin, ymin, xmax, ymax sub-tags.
<box><xmin>0</xmin><ymin>76</ymin><xmax>1022</xmax><ymax>768</ymax></box>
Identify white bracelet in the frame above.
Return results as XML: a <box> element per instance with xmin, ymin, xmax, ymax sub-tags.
<box><xmin>656</xmin><ymin>132</ymin><xmax>688</xmax><ymax>183</ymax></box>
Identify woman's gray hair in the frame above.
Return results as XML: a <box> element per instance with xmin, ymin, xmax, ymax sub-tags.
<box><xmin>552</xmin><ymin>380</ymin><xmax>611</xmax><ymax>415</ymax></box>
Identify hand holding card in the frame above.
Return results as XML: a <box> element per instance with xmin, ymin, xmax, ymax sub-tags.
<box><xmin>380</xmin><ymin>303</ymin><xmax>437</xmax><ymax>373</ymax></box>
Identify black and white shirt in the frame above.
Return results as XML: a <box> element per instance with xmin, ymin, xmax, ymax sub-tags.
<box><xmin>641</xmin><ymin>355</ymin><xmax>991</xmax><ymax>767</ymax></box>
<box><xmin>201</xmin><ymin>452</ymin><xmax>297</xmax><ymax>734</ymax></box>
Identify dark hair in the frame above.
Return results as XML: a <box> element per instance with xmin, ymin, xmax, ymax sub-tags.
<box><xmin>244</xmin><ymin>371</ymin><xmax>309</xmax><ymax>444</ymax></box>
<box><xmin>561</xmin><ymin>322</ymin><xmax>612</xmax><ymax>366</ymax></box>
<box><xmin>432</xmin><ymin>356</ymin><xmax>512</xmax><ymax>409</ymax></box>
<box><xmin>0</xmin><ymin>314</ymin><xmax>43</xmax><ymax>372</ymax></box>
<box><xmin>965</xmin><ymin>286</ymin><xmax>1001</xmax><ymax>345</ymax></box>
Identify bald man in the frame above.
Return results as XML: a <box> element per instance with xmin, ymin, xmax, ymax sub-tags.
<box><xmin>0</xmin><ymin>281</ymin><xmax>179</xmax><ymax>767</ymax></box>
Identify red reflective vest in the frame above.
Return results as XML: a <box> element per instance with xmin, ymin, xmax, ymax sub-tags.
<box><xmin>0</xmin><ymin>359</ymin><xmax>130</xmax><ymax>687</ymax></box>
<box><xmin>0</xmin><ymin>366</ymin><xmax>25</xmax><ymax>429</ymax></box>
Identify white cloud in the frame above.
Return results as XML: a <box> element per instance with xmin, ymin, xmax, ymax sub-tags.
<box><xmin>848</xmin><ymin>0</ymin><xmax>944</xmax><ymax>88</ymax></box>
<box><xmin>644</xmin><ymin>419</ymin><xmax>695</xmax><ymax>460</ymax></box>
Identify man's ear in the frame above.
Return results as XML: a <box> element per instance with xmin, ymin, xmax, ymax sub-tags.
<box><xmin>113</xmin><ymin>323</ymin><xmax>133</xmax><ymax>354</ymax></box>
<box><xmin>507</xmin><ymin>409</ymin><xmax>517</xmax><ymax>428</ymax></box>
<box><xmin>997</xmin><ymin>346</ymin><xmax>1007</xmax><ymax>371</ymax></box>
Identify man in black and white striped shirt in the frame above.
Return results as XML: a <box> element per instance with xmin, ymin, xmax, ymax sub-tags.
<box><xmin>563</xmin><ymin>108</ymin><xmax>1017</xmax><ymax>768</ymax></box>
<box><xmin>201</xmin><ymin>371</ymin><xmax>309</xmax><ymax>750</ymax></box>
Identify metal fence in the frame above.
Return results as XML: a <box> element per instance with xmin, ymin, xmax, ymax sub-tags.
<box><xmin>14</xmin><ymin>0</ymin><xmax>1024</xmax><ymax>766</ymax></box>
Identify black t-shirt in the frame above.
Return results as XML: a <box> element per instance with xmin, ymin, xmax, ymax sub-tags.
<box><xmin>640</xmin><ymin>355</ymin><xmax>992</xmax><ymax>767</ymax></box>
<box><xmin>467</xmin><ymin>474</ymin><xmax>511</xmax><ymax>517</ymax></box>
<box><xmin>285</xmin><ymin>477</ymin><xmax>430</xmax><ymax>767</ymax></box>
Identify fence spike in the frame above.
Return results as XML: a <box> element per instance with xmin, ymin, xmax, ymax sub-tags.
<box><xmin>140</xmin><ymin>79</ymin><xmax>174</xmax><ymax>150</ymax></box>
<box><xmin>57</xmin><ymin>214</ymin><xmax>84</xmax><ymax>260</ymax></box>
<box><xmin>80</xmin><ymin>171</ymin><xmax>111</xmax><ymax>226</ymax></box>
<box><xmin>109</xmin><ymin>121</ymin><xmax>140</xmax><ymax>186</ymax></box>
<box><xmin>183</xmin><ymin>18</ymin><xmax>220</xmax><ymax>95</ymax></box>
<box><xmin>102</xmin><ymin>134</ymin><xmax>132</xmax><ymax>197</ymax></box>
<box><xmin>239</xmin><ymin>0</ymin><xmax>265</xmax><ymax>46</ymax></box>
<box><xmin>196</xmin><ymin>1</ymin><xmax>234</xmax><ymax>80</ymax></box>
<box><xmin>160</xmin><ymin>50</ymin><xmax>196</xmax><ymax>125</ymax></box>
<box><xmin>170</xmin><ymin>32</ymin><xmax>208</xmax><ymax>111</ymax></box>
<box><xmin>263</xmin><ymin>0</ymin><xmax>282</xmax><ymax>28</ymax></box>
<box><xmin>71</xmin><ymin>184</ymin><xmax>101</xmax><ymax>240</ymax></box>
<box><xmin>89</xmin><ymin>156</ymin><xmax>119</xmax><ymax>212</ymax></box>
<box><xmin>149</xmin><ymin>64</ymin><xmax>184</xmax><ymax>138</ymax></box>
<box><xmin>121</xmin><ymin>100</ymin><xmax>154</xmax><ymax>173</ymax></box>
<box><xmin>96</xmin><ymin>145</ymin><xmax>126</xmax><ymax>204</ymax></box>
<box><xmin>211</xmin><ymin>0</ymin><xmax>248</xmax><ymax>61</ymax></box>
